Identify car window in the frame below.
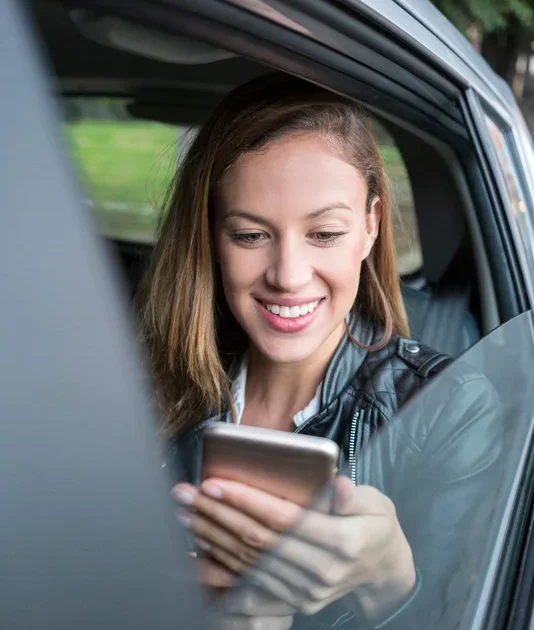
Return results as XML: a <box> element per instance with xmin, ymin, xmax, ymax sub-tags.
<box><xmin>485</xmin><ymin>115</ymin><xmax>534</xmax><ymax>276</ymax></box>
<box><xmin>64</xmin><ymin>97</ymin><xmax>185</xmax><ymax>243</ymax></box>
<box><xmin>218</xmin><ymin>312</ymin><xmax>534</xmax><ymax>630</ymax></box>
<box><xmin>371</xmin><ymin>119</ymin><xmax>422</xmax><ymax>276</ymax></box>
<box><xmin>64</xmin><ymin>98</ymin><xmax>422</xmax><ymax>273</ymax></box>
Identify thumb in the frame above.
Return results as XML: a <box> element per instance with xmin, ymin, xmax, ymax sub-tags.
<box><xmin>333</xmin><ymin>477</ymin><xmax>387</xmax><ymax>516</ymax></box>
<box><xmin>333</xmin><ymin>475</ymin><xmax>356</xmax><ymax>515</ymax></box>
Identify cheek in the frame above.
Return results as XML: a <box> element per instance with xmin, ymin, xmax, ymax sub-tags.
<box><xmin>319</xmin><ymin>238</ymin><xmax>366</xmax><ymax>291</ymax></box>
<box><xmin>217</xmin><ymin>242</ymin><xmax>265</xmax><ymax>297</ymax></box>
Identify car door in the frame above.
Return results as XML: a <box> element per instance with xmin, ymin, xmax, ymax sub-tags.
<box><xmin>0</xmin><ymin>3</ymin><xmax>212</xmax><ymax>629</ymax></box>
<box><xmin>225</xmin><ymin>311</ymin><xmax>534</xmax><ymax>630</ymax></box>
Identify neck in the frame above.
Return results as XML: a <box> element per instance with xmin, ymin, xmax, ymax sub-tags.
<box><xmin>242</xmin><ymin>323</ymin><xmax>345</xmax><ymax>431</ymax></box>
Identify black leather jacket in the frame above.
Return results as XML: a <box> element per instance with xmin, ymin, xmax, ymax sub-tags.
<box><xmin>169</xmin><ymin>315</ymin><xmax>501</xmax><ymax>629</ymax></box>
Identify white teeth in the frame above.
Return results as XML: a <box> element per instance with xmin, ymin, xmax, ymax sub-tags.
<box><xmin>265</xmin><ymin>301</ymin><xmax>320</xmax><ymax>318</ymax></box>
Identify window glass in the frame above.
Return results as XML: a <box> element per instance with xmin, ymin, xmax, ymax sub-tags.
<box><xmin>64</xmin><ymin>98</ymin><xmax>180</xmax><ymax>243</ymax></box>
<box><xmin>372</xmin><ymin>119</ymin><xmax>423</xmax><ymax>276</ymax></box>
<box><xmin>208</xmin><ymin>313</ymin><xmax>534</xmax><ymax>630</ymax></box>
<box><xmin>486</xmin><ymin>115</ymin><xmax>534</xmax><ymax>275</ymax></box>
<box><xmin>486</xmin><ymin>116</ymin><xmax>524</xmax><ymax>214</ymax></box>
<box><xmin>64</xmin><ymin>98</ymin><xmax>422</xmax><ymax>274</ymax></box>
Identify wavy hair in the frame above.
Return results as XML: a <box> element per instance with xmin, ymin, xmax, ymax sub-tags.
<box><xmin>137</xmin><ymin>73</ymin><xmax>409</xmax><ymax>435</ymax></box>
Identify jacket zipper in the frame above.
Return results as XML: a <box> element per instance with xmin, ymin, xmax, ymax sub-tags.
<box><xmin>348</xmin><ymin>410</ymin><xmax>360</xmax><ymax>485</ymax></box>
<box><xmin>295</xmin><ymin>409</ymin><xmax>360</xmax><ymax>486</ymax></box>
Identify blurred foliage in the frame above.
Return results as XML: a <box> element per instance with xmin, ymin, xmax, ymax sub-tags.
<box><xmin>431</xmin><ymin>0</ymin><xmax>534</xmax><ymax>33</ymax></box>
<box><xmin>65</xmin><ymin>119</ymin><xmax>177</xmax><ymax>242</ymax></box>
<box><xmin>64</xmin><ymin>114</ymin><xmax>415</xmax><ymax>261</ymax></box>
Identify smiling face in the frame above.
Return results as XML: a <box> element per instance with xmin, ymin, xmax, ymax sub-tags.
<box><xmin>214</xmin><ymin>133</ymin><xmax>381</xmax><ymax>365</ymax></box>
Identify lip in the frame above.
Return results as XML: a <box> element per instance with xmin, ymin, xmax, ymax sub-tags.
<box><xmin>254</xmin><ymin>298</ymin><xmax>324</xmax><ymax>333</ymax></box>
<box><xmin>254</xmin><ymin>296</ymin><xmax>325</xmax><ymax>307</ymax></box>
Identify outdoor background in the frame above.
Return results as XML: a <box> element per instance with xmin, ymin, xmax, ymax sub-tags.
<box><xmin>64</xmin><ymin>0</ymin><xmax>534</xmax><ymax>276</ymax></box>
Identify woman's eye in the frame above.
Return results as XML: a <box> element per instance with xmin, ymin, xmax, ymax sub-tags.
<box><xmin>231</xmin><ymin>232</ymin><xmax>266</xmax><ymax>246</ymax></box>
<box><xmin>311</xmin><ymin>231</ymin><xmax>348</xmax><ymax>244</ymax></box>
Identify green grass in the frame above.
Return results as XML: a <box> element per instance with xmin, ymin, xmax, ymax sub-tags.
<box><xmin>65</xmin><ymin>120</ymin><xmax>412</xmax><ymax>247</ymax></box>
<box><xmin>66</xmin><ymin>120</ymin><xmax>178</xmax><ymax>241</ymax></box>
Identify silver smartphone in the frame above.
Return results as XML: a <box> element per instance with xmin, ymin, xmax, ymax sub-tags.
<box><xmin>201</xmin><ymin>423</ymin><xmax>339</xmax><ymax>509</ymax></box>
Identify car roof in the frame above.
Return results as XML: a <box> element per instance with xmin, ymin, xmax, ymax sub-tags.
<box><xmin>352</xmin><ymin>0</ymin><xmax>515</xmax><ymax>114</ymax></box>
<box><xmin>30</xmin><ymin>0</ymin><xmax>264</xmax><ymax>100</ymax></box>
<box><xmin>31</xmin><ymin>0</ymin><xmax>514</xmax><ymax>119</ymax></box>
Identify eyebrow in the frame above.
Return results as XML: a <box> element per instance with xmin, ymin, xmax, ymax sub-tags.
<box><xmin>224</xmin><ymin>203</ymin><xmax>353</xmax><ymax>225</ymax></box>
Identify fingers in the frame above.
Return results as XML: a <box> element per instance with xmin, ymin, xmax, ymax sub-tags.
<box><xmin>183</xmin><ymin>510</ymin><xmax>263</xmax><ymax>569</ymax></box>
<box><xmin>175</xmin><ymin>481</ymin><xmax>392</xmax><ymax>566</ymax></box>
<box><xmin>198</xmin><ymin>479</ymin><xmax>303</xmax><ymax>532</ymax></box>
<box><xmin>197</xmin><ymin>556</ymin><xmax>237</xmax><ymax>588</ymax></box>
<box><xmin>267</xmin><ymin>532</ymin><xmax>346</xmax><ymax>581</ymax></box>
<box><xmin>243</xmin><ymin>563</ymin><xmax>342</xmax><ymax>616</ymax></box>
<box><xmin>217</xmin><ymin>614</ymin><xmax>294</xmax><ymax>630</ymax></box>
<box><xmin>198</xmin><ymin>532</ymin><xmax>343</xmax><ymax>616</ymax></box>
<box><xmin>175</xmin><ymin>480</ymin><xmax>395</xmax><ymax>567</ymax></box>
<box><xmin>220</xmin><ymin>584</ymin><xmax>295</xmax><ymax>616</ymax></box>
<box><xmin>201</xmin><ymin>527</ymin><xmax>345</xmax><ymax>615</ymax></box>
<box><xmin>208</xmin><ymin>539</ymin><xmax>257</xmax><ymax>575</ymax></box>
<box><xmin>210</xmin><ymin>533</ymin><xmax>344</xmax><ymax>612</ymax></box>
<box><xmin>174</xmin><ymin>484</ymin><xmax>278</xmax><ymax>552</ymax></box>
<box><xmin>175</xmin><ymin>483</ymin><xmax>281</xmax><ymax>572</ymax></box>
<box><xmin>333</xmin><ymin>478</ymin><xmax>395</xmax><ymax>517</ymax></box>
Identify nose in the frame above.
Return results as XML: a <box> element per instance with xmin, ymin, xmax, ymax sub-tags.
<box><xmin>265</xmin><ymin>236</ymin><xmax>313</xmax><ymax>293</ymax></box>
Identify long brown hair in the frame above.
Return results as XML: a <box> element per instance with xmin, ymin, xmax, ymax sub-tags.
<box><xmin>137</xmin><ymin>73</ymin><xmax>409</xmax><ymax>436</ymax></box>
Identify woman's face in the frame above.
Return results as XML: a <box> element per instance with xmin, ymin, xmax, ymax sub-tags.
<box><xmin>214</xmin><ymin>133</ymin><xmax>380</xmax><ymax>365</ymax></box>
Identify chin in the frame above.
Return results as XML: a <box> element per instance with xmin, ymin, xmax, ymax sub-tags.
<box><xmin>251</xmin><ymin>335</ymin><xmax>322</xmax><ymax>365</ymax></box>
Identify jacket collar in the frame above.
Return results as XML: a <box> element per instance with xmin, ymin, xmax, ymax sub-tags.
<box><xmin>320</xmin><ymin>312</ymin><xmax>376</xmax><ymax>407</ymax></box>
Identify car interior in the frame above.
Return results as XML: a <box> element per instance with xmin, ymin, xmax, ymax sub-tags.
<box><xmin>8</xmin><ymin>5</ymin><xmax>534</xmax><ymax>629</ymax></box>
<box><xmin>30</xmin><ymin>0</ymin><xmax>505</xmax><ymax>358</ymax></box>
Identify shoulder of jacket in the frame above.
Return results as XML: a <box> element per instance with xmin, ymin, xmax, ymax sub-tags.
<box><xmin>395</xmin><ymin>337</ymin><xmax>453</xmax><ymax>378</ymax></box>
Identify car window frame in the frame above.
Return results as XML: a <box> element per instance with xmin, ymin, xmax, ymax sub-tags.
<box><xmin>474</xmin><ymin>93</ymin><xmax>534</xmax><ymax>308</ymax></box>
<box><xmin>459</xmin><ymin>89</ymin><xmax>532</xmax><ymax>315</ymax></box>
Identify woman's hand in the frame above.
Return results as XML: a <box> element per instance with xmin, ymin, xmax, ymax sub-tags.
<box><xmin>174</xmin><ymin>477</ymin><xmax>416</xmax><ymax>621</ymax></box>
<box><xmin>190</xmin><ymin>554</ymin><xmax>295</xmax><ymax>629</ymax></box>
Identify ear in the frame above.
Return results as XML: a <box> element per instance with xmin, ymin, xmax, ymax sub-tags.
<box><xmin>362</xmin><ymin>196</ymin><xmax>382</xmax><ymax>260</ymax></box>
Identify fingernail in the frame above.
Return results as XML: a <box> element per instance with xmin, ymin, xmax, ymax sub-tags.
<box><xmin>177</xmin><ymin>510</ymin><xmax>192</xmax><ymax>528</ymax></box>
<box><xmin>201</xmin><ymin>482</ymin><xmax>223</xmax><ymax>499</ymax></box>
<box><xmin>195</xmin><ymin>537</ymin><xmax>211</xmax><ymax>553</ymax></box>
<box><xmin>173</xmin><ymin>486</ymin><xmax>197</xmax><ymax>505</ymax></box>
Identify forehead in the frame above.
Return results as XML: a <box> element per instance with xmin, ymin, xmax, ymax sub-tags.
<box><xmin>217</xmin><ymin>134</ymin><xmax>367</xmax><ymax>216</ymax></box>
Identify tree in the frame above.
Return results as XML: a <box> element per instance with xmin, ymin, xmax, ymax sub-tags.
<box><xmin>431</xmin><ymin>0</ymin><xmax>534</xmax><ymax>88</ymax></box>
<box><xmin>431</xmin><ymin>0</ymin><xmax>533</xmax><ymax>33</ymax></box>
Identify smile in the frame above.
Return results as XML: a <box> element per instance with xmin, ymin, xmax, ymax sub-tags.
<box><xmin>255</xmin><ymin>298</ymin><xmax>324</xmax><ymax>333</ymax></box>
<box><xmin>264</xmin><ymin>301</ymin><xmax>320</xmax><ymax>318</ymax></box>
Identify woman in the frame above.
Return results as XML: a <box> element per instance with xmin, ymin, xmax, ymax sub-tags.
<box><xmin>138</xmin><ymin>74</ymin><xmax>500</xmax><ymax>629</ymax></box>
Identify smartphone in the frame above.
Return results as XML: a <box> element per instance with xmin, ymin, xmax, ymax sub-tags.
<box><xmin>201</xmin><ymin>423</ymin><xmax>339</xmax><ymax>509</ymax></box>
